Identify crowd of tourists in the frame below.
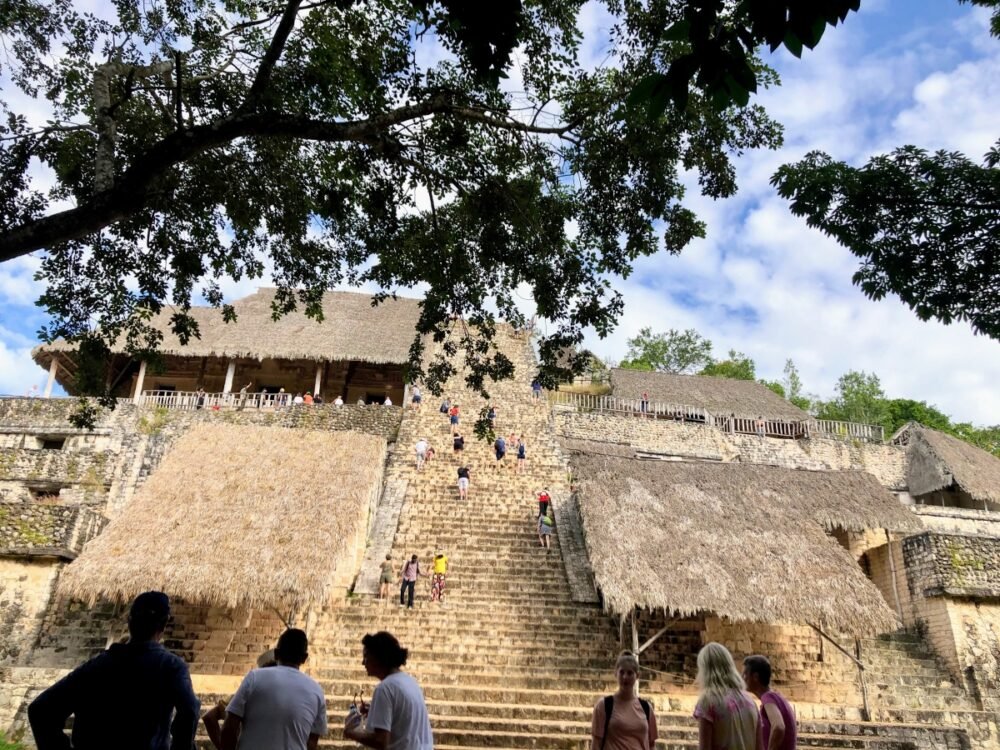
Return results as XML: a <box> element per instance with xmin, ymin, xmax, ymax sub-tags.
<box><xmin>27</xmin><ymin>592</ymin><xmax>795</xmax><ymax>750</ymax></box>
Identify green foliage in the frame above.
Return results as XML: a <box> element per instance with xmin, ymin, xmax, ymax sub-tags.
<box><xmin>698</xmin><ymin>349</ymin><xmax>755</xmax><ymax>380</ymax></box>
<box><xmin>886</xmin><ymin>399</ymin><xmax>953</xmax><ymax>433</ymax></box>
<box><xmin>761</xmin><ymin>380</ymin><xmax>785</xmax><ymax>398</ymax></box>
<box><xmin>137</xmin><ymin>406</ymin><xmax>171</xmax><ymax>435</ymax></box>
<box><xmin>626</xmin><ymin>1</ymin><xmax>860</xmax><ymax>114</ymax></box>
<box><xmin>773</xmin><ymin>146</ymin><xmax>1000</xmax><ymax>338</ymax></box>
<box><xmin>16</xmin><ymin>520</ymin><xmax>51</xmax><ymax>546</ymax></box>
<box><xmin>621</xmin><ymin>327</ymin><xmax>714</xmax><ymax>374</ymax></box>
<box><xmin>0</xmin><ymin>730</ymin><xmax>26</xmax><ymax>750</ymax></box>
<box><xmin>0</xmin><ymin>0</ymin><xmax>783</xmax><ymax>404</ymax></box>
<box><xmin>816</xmin><ymin>370</ymin><xmax>890</xmax><ymax>429</ymax></box>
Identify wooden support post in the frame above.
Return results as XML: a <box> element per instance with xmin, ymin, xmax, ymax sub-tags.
<box><xmin>631</xmin><ymin>609</ymin><xmax>639</xmax><ymax>653</ymax></box>
<box><xmin>809</xmin><ymin>623</ymin><xmax>870</xmax><ymax>721</ymax></box>
<box><xmin>43</xmin><ymin>357</ymin><xmax>58</xmax><ymax>398</ymax></box>
<box><xmin>223</xmin><ymin>361</ymin><xmax>236</xmax><ymax>393</ymax></box>
<box><xmin>639</xmin><ymin>618</ymin><xmax>676</xmax><ymax>654</ymax></box>
<box><xmin>885</xmin><ymin>529</ymin><xmax>904</xmax><ymax>623</ymax></box>
<box><xmin>314</xmin><ymin>363</ymin><xmax>323</xmax><ymax>396</ymax></box>
<box><xmin>132</xmin><ymin>361</ymin><xmax>147</xmax><ymax>403</ymax></box>
<box><xmin>856</xmin><ymin>638</ymin><xmax>871</xmax><ymax>722</ymax></box>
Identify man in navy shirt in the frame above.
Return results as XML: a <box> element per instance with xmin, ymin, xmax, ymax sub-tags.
<box><xmin>29</xmin><ymin>591</ymin><xmax>199</xmax><ymax>750</ymax></box>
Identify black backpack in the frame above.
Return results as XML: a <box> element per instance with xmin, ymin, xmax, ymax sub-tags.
<box><xmin>601</xmin><ymin>695</ymin><xmax>650</xmax><ymax>750</ymax></box>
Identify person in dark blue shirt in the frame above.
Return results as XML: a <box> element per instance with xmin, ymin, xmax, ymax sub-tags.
<box><xmin>29</xmin><ymin>591</ymin><xmax>199</xmax><ymax>750</ymax></box>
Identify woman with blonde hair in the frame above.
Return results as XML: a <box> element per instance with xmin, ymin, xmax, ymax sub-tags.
<box><xmin>693</xmin><ymin>643</ymin><xmax>761</xmax><ymax>750</ymax></box>
<box><xmin>590</xmin><ymin>651</ymin><xmax>657</xmax><ymax>750</ymax></box>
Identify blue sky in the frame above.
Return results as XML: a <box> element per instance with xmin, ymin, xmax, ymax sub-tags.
<box><xmin>2</xmin><ymin>1</ymin><xmax>1000</xmax><ymax>424</ymax></box>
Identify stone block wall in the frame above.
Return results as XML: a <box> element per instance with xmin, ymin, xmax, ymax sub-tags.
<box><xmin>915</xmin><ymin>506</ymin><xmax>1000</xmax><ymax>537</ymax></box>
<box><xmin>553</xmin><ymin>410</ymin><xmax>906</xmax><ymax>487</ymax></box>
<box><xmin>0</xmin><ymin>449</ymin><xmax>115</xmax><ymax>489</ymax></box>
<box><xmin>0</xmin><ymin>505</ymin><xmax>106</xmax><ymax>557</ymax></box>
<box><xmin>702</xmin><ymin>618</ymin><xmax>861</xmax><ymax>713</ymax></box>
<box><xmin>904</xmin><ymin>532</ymin><xmax>1000</xmax><ymax>598</ymax></box>
<box><xmin>0</xmin><ymin>560</ymin><xmax>61</xmax><ymax>664</ymax></box>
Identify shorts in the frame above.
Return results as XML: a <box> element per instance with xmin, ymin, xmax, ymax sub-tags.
<box><xmin>539</xmin><ymin>523</ymin><xmax>553</xmax><ymax>535</ymax></box>
<box><xmin>532</xmin><ymin>389</ymin><xmax>541</xmax><ymax>399</ymax></box>
<box><xmin>495</xmin><ymin>451</ymin><xmax>506</xmax><ymax>461</ymax></box>
<box><xmin>450</xmin><ymin>415</ymin><xmax>459</xmax><ymax>425</ymax></box>
<box><xmin>379</xmin><ymin>572</ymin><xmax>393</xmax><ymax>584</ymax></box>
<box><xmin>458</xmin><ymin>477</ymin><xmax>469</xmax><ymax>490</ymax></box>
<box><xmin>518</xmin><ymin>451</ymin><xmax>526</xmax><ymax>460</ymax></box>
<box><xmin>412</xmin><ymin>394</ymin><xmax>422</xmax><ymax>403</ymax></box>
<box><xmin>416</xmin><ymin>450</ymin><xmax>426</xmax><ymax>461</ymax></box>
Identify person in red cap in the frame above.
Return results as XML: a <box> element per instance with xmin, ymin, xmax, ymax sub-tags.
<box><xmin>29</xmin><ymin>590</ymin><xmax>199</xmax><ymax>750</ymax></box>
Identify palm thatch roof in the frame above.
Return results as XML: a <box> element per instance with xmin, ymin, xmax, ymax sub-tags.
<box><xmin>33</xmin><ymin>288</ymin><xmax>423</xmax><ymax>368</ymax></box>
<box><xmin>895</xmin><ymin>423</ymin><xmax>1000</xmax><ymax>503</ymax></box>
<box><xmin>569</xmin><ymin>449</ymin><xmax>919</xmax><ymax>633</ymax></box>
<box><xmin>609</xmin><ymin>368</ymin><xmax>807</xmax><ymax>420</ymax></box>
<box><xmin>58</xmin><ymin>423</ymin><xmax>386</xmax><ymax>610</ymax></box>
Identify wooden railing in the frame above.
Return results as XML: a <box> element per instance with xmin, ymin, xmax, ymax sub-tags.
<box><xmin>549</xmin><ymin>390</ymin><xmax>884</xmax><ymax>442</ymax></box>
<box><xmin>548</xmin><ymin>391</ymin><xmax>711</xmax><ymax>424</ymax></box>
<box><xmin>811</xmin><ymin>419</ymin><xmax>884</xmax><ymax>443</ymax></box>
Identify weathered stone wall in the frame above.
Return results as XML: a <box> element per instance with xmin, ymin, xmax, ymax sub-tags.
<box><xmin>0</xmin><ymin>397</ymin><xmax>120</xmax><ymax>429</ymax></box>
<box><xmin>915</xmin><ymin>506</ymin><xmax>1000</xmax><ymax>537</ymax></box>
<box><xmin>945</xmin><ymin>600</ymin><xmax>1000</xmax><ymax>713</ymax></box>
<box><xmin>553</xmin><ymin>410</ymin><xmax>906</xmax><ymax>487</ymax></box>
<box><xmin>904</xmin><ymin>532</ymin><xmax>1000</xmax><ymax>599</ymax></box>
<box><xmin>702</xmin><ymin>618</ymin><xmax>861</xmax><ymax>713</ymax></box>
<box><xmin>0</xmin><ymin>505</ymin><xmax>106</xmax><ymax>557</ymax></box>
<box><xmin>0</xmin><ymin>666</ymin><xmax>68</xmax><ymax>739</ymax></box>
<box><xmin>0</xmin><ymin>560</ymin><xmax>61</xmax><ymax>664</ymax></box>
<box><xmin>0</xmin><ymin>448</ymin><xmax>115</xmax><ymax>489</ymax></box>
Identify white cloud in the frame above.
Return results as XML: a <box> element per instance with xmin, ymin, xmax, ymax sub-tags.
<box><xmin>582</xmin><ymin>3</ymin><xmax>1000</xmax><ymax>426</ymax></box>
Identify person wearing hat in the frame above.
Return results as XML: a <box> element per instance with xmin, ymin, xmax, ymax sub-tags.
<box><xmin>202</xmin><ymin>649</ymin><xmax>277</xmax><ymax>749</ymax></box>
<box><xmin>29</xmin><ymin>590</ymin><xmax>200</xmax><ymax>750</ymax></box>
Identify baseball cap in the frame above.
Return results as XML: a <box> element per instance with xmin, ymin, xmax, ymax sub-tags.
<box><xmin>129</xmin><ymin>591</ymin><xmax>170</xmax><ymax>623</ymax></box>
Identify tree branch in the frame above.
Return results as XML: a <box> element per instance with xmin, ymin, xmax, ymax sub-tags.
<box><xmin>0</xmin><ymin>96</ymin><xmax>580</xmax><ymax>262</ymax></box>
<box><xmin>240</xmin><ymin>0</ymin><xmax>303</xmax><ymax>111</ymax></box>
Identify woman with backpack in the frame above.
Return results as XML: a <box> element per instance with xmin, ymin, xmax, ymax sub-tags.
<box><xmin>591</xmin><ymin>651</ymin><xmax>657</xmax><ymax>750</ymax></box>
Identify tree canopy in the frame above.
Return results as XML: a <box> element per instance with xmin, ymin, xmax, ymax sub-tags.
<box><xmin>0</xmin><ymin>0</ymin><xmax>782</xmax><ymax>409</ymax></box>
<box><xmin>619</xmin><ymin>327</ymin><xmax>714</xmax><ymax>374</ymax></box>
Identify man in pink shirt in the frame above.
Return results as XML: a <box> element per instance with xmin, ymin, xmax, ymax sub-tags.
<box><xmin>743</xmin><ymin>655</ymin><xmax>797</xmax><ymax>750</ymax></box>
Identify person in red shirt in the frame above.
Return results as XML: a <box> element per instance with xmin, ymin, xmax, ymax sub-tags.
<box><xmin>536</xmin><ymin>489</ymin><xmax>551</xmax><ymax>518</ymax></box>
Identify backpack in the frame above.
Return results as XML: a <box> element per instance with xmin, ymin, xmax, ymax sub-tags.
<box><xmin>495</xmin><ymin>438</ymin><xmax>505</xmax><ymax>451</ymax></box>
<box><xmin>601</xmin><ymin>695</ymin><xmax>650</xmax><ymax>750</ymax></box>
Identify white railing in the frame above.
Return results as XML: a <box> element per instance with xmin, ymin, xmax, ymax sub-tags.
<box><xmin>137</xmin><ymin>390</ymin><xmax>319</xmax><ymax>410</ymax></box>
<box><xmin>549</xmin><ymin>390</ymin><xmax>884</xmax><ymax>442</ymax></box>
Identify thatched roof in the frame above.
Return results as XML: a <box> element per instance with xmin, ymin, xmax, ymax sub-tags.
<box><xmin>569</xmin><ymin>450</ymin><xmax>919</xmax><ymax>633</ymax></box>
<box><xmin>896</xmin><ymin>423</ymin><xmax>1000</xmax><ymax>503</ymax></box>
<box><xmin>58</xmin><ymin>423</ymin><xmax>386</xmax><ymax>610</ymax></box>
<box><xmin>609</xmin><ymin>369</ymin><xmax>808</xmax><ymax>420</ymax></box>
<box><xmin>33</xmin><ymin>288</ymin><xmax>423</xmax><ymax>368</ymax></box>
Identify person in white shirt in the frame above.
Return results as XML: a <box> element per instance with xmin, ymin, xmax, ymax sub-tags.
<box><xmin>221</xmin><ymin>629</ymin><xmax>327</xmax><ymax>750</ymax></box>
<box><xmin>414</xmin><ymin>439</ymin><xmax>428</xmax><ymax>471</ymax></box>
<box><xmin>383</xmin><ymin>396</ymin><xmax>393</xmax><ymax>406</ymax></box>
<box><xmin>334</xmin><ymin>395</ymin><xmax>344</xmax><ymax>406</ymax></box>
<box><xmin>344</xmin><ymin>631</ymin><xmax>432</xmax><ymax>750</ymax></box>
<box><xmin>292</xmin><ymin>393</ymin><xmax>305</xmax><ymax>405</ymax></box>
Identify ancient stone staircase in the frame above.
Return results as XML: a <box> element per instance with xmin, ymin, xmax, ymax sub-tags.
<box><xmin>16</xmin><ymin>326</ymin><xmax>984</xmax><ymax>748</ymax></box>
<box><xmin>189</xmin><ymin>327</ymin><xmax>980</xmax><ymax>750</ymax></box>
